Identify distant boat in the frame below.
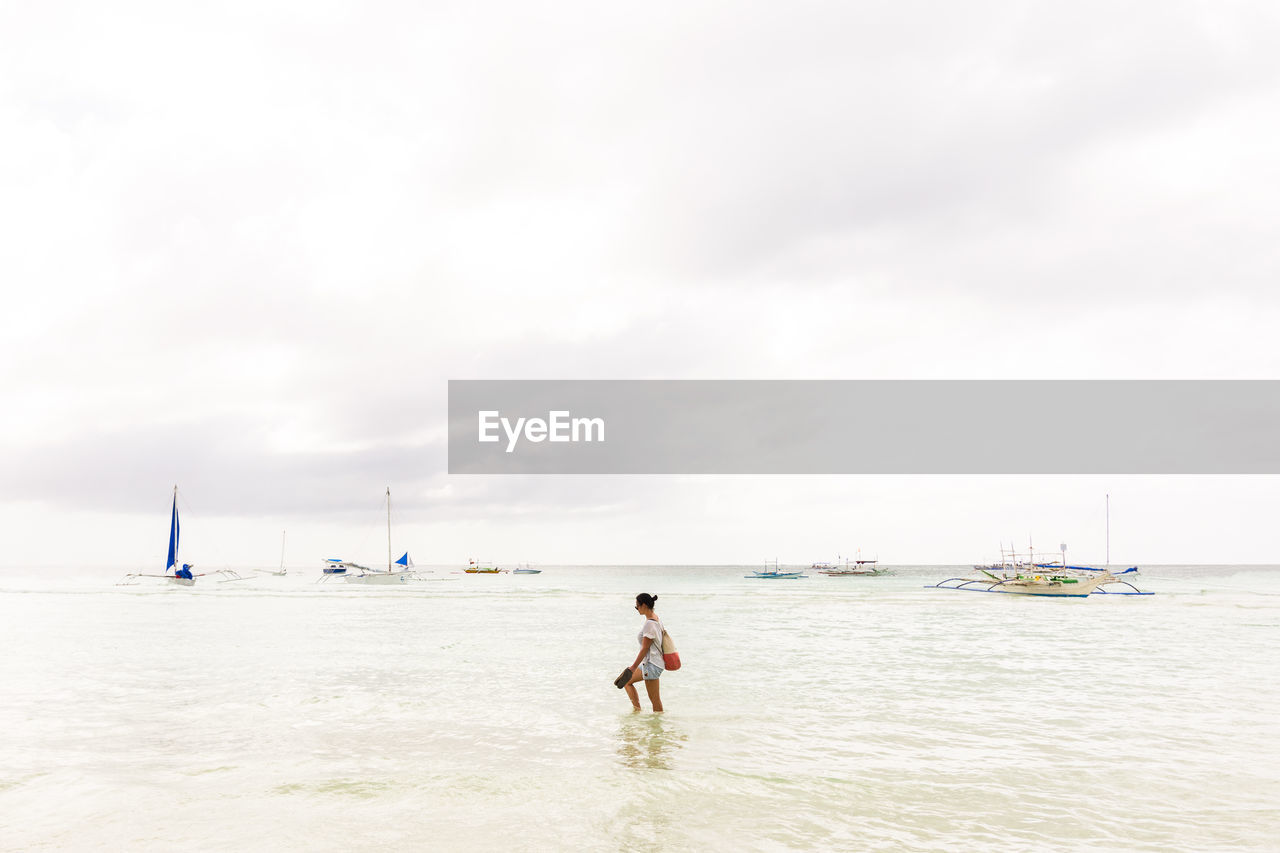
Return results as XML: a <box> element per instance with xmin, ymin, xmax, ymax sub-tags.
<box><xmin>929</xmin><ymin>541</ymin><xmax>1150</xmax><ymax>597</ymax></box>
<box><xmin>117</xmin><ymin>486</ymin><xmax>243</xmax><ymax>586</ymax></box>
<box><xmin>322</xmin><ymin>488</ymin><xmax>416</xmax><ymax>585</ymax></box>
<box><xmin>511</xmin><ymin>563</ymin><xmax>541</xmax><ymax>574</ymax></box>
<box><xmin>322</xmin><ymin>558</ymin><xmax>351</xmax><ymax>575</ymax></box>
<box><xmin>745</xmin><ymin>560</ymin><xmax>806</xmax><ymax>579</ymax></box>
<box><xmin>928</xmin><ymin>571</ymin><xmax>1104</xmax><ymax>597</ymax></box>
<box><xmin>465</xmin><ymin>559</ymin><xmax>503</xmax><ymax>574</ymax></box>
<box><xmin>165</xmin><ymin>488</ymin><xmax>195</xmax><ymax>586</ymax></box>
<box><xmin>256</xmin><ymin>530</ymin><xmax>288</xmax><ymax>576</ymax></box>
<box><xmin>815</xmin><ymin>554</ymin><xmax>887</xmax><ymax>576</ymax></box>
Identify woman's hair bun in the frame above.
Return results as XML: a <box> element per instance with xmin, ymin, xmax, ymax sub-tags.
<box><xmin>636</xmin><ymin>592</ymin><xmax>658</xmax><ymax>607</ymax></box>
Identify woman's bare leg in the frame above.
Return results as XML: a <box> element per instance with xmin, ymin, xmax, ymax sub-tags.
<box><xmin>644</xmin><ymin>678</ymin><xmax>663</xmax><ymax>713</ymax></box>
<box><xmin>624</xmin><ymin>668</ymin><xmax>644</xmax><ymax>710</ymax></box>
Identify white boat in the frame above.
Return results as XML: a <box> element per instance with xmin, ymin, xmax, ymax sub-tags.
<box><xmin>512</xmin><ymin>563</ymin><xmax>541</xmax><ymax>574</ymax></box>
<box><xmin>255</xmin><ymin>530</ymin><xmax>288</xmax><ymax>576</ymax></box>
<box><xmin>321</xmin><ymin>488</ymin><xmax>417</xmax><ymax>585</ymax></box>
<box><xmin>816</xmin><ymin>554</ymin><xmax>886</xmax><ymax>576</ymax></box>
<box><xmin>344</xmin><ymin>561</ymin><xmax>415</xmax><ymax>585</ymax></box>
<box><xmin>118</xmin><ymin>486</ymin><xmax>243</xmax><ymax>586</ymax></box>
<box><xmin>929</xmin><ymin>570</ymin><xmax>1105</xmax><ymax>597</ymax></box>
<box><xmin>930</xmin><ymin>540</ymin><xmax>1150</xmax><ymax>597</ymax></box>
<box><xmin>745</xmin><ymin>560</ymin><xmax>806</xmax><ymax>579</ymax></box>
<box><xmin>322</xmin><ymin>558</ymin><xmax>352</xmax><ymax>575</ymax></box>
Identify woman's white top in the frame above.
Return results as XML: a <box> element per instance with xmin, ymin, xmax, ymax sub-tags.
<box><xmin>638</xmin><ymin>617</ymin><xmax>664</xmax><ymax>669</ymax></box>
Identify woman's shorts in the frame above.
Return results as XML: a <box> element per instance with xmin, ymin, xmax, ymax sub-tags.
<box><xmin>641</xmin><ymin>661</ymin><xmax>663</xmax><ymax>680</ymax></box>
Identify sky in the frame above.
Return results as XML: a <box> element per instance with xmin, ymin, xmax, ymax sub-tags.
<box><xmin>3</xmin><ymin>1</ymin><xmax>1280</xmax><ymax>569</ymax></box>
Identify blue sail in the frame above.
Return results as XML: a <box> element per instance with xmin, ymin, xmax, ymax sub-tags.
<box><xmin>166</xmin><ymin>494</ymin><xmax>180</xmax><ymax>572</ymax></box>
<box><xmin>395</xmin><ymin>552</ymin><xmax>412</xmax><ymax>568</ymax></box>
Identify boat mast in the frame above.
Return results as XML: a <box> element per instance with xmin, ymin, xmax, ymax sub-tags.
<box><xmin>280</xmin><ymin>530</ymin><xmax>286</xmax><ymax>574</ymax></box>
<box><xmin>1106</xmin><ymin>493</ymin><xmax>1111</xmax><ymax>567</ymax></box>
<box><xmin>387</xmin><ymin>486</ymin><xmax>392</xmax><ymax>571</ymax></box>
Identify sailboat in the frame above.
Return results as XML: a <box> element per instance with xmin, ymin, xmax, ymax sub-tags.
<box><xmin>256</xmin><ymin>531</ymin><xmax>289</xmax><ymax>576</ymax></box>
<box><xmin>118</xmin><ymin>486</ymin><xmax>242</xmax><ymax>586</ymax></box>
<box><xmin>166</xmin><ymin>488</ymin><xmax>196</xmax><ymax>586</ymax></box>
<box><xmin>325</xmin><ymin>488</ymin><xmax>417</xmax><ymax>585</ymax></box>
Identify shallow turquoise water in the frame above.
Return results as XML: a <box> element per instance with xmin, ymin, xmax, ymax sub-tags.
<box><xmin>2</xmin><ymin>565</ymin><xmax>1277</xmax><ymax>851</ymax></box>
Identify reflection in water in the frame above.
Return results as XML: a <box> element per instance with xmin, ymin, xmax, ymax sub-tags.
<box><xmin>616</xmin><ymin>714</ymin><xmax>687</xmax><ymax>770</ymax></box>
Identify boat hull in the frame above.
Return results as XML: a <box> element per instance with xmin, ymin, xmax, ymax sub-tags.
<box><xmin>981</xmin><ymin>586</ymin><xmax>1093</xmax><ymax>597</ymax></box>
<box><xmin>343</xmin><ymin>571</ymin><xmax>413</xmax><ymax>585</ymax></box>
<box><xmin>928</xmin><ymin>575</ymin><xmax>1104</xmax><ymax>596</ymax></box>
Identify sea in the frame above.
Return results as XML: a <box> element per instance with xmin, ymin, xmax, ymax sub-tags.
<box><xmin>2</xmin><ymin>564</ymin><xmax>1277</xmax><ymax>851</ymax></box>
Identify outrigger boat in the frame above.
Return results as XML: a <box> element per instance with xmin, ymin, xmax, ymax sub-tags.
<box><xmin>118</xmin><ymin>486</ymin><xmax>243</xmax><ymax>586</ymax></box>
<box><xmin>929</xmin><ymin>541</ymin><xmax>1151</xmax><ymax>597</ymax></box>
<box><xmin>929</xmin><ymin>570</ymin><xmax>1105</xmax><ymax>597</ymax></box>
<box><xmin>465</xmin><ymin>559</ymin><xmax>503</xmax><ymax>574</ymax></box>
<box><xmin>815</xmin><ymin>556</ymin><xmax>887</xmax><ymax>576</ymax></box>
<box><xmin>745</xmin><ymin>560</ymin><xmax>806</xmax><ymax>579</ymax></box>
<box><xmin>320</xmin><ymin>488</ymin><xmax>417</xmax><ymax>585</ymax></box>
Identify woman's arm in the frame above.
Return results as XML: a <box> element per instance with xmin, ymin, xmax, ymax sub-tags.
<box><xmin>631</xmin><ymin>636</ymin><xmax>652</xmax><ymax>671</ymax></box>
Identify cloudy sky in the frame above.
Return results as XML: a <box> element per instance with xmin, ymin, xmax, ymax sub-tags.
<box><xmin>4</xmin><ymin>1</ymin><xmax>1280</xmax><ymax>569</ymax></box>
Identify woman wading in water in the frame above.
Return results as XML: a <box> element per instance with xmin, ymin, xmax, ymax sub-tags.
<box><xmin>624</xmin><ymin>593</ymin><xmax>664</xmax><ymax>712</ymax></box>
